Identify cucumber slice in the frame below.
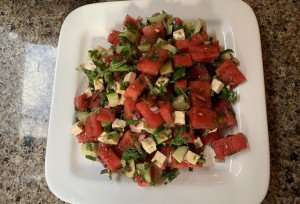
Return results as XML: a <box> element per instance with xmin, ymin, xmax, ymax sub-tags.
<box><xmin>160</xmin><ymin>61</ymin><xmax>173</xmax><ymax>75</ymax></box>
<box><xmin>172</xmin><ymin>95</ymin><xmax>190</xmax><ymax>111</ymax></box>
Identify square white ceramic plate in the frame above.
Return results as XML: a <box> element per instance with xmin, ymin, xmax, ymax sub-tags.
<box><xmin>46</xmin><ymin>0</ymin><xmax>270</xmax><ymax>203</ymax></box>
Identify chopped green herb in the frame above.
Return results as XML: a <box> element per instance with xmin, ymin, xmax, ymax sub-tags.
<box><xmin>85</xmin><ymin>155</ymin><xmax>97</xmax><ymax>161</ymax></box>
<box><xmin>171</xmin><ymin>68</ymin><xmax>186</xmax><ymax>82</ymax></box>
<box><xmin>162</xmin><ymin>169</ymin><xmax>179</xmax><ymax>183</ymax></box>
<box><xmin>122</xmin><ymin>148</ymin><xmax>145</xmax><ymax>161</ymax></box>
<box><xmin>171</xmin><ymin>134</ymin><xmax>186</xmax><ymax>146</ymax></box>
<box><xmin>127</xmin><ymin>119</ymin><xmax>140</xmax><ymax>125</ymax></box>
<box><xmin>106</xmin><ymin>131</ymin><xmax>120</xmax><ymax>140</ymax></box>
<box><xmin>120</xmin><ymin>81</ymin><xmax>130</xmax><ymax>90</ymax></box>
<box><xmin>220</xmin><ymin>86</ymin><xmax>237</xmax><ymax>103</ymax></box>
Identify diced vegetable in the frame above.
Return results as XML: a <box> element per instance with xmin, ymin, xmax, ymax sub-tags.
<box><xmin>137</xmin><ymin>59</ymin><xmax>161</xmax><ymax>75</ymax></box>
<box><xmin>184</xmin><ymin>150</ymin><xmax>200</xmax><ymax>165</ymax></box>
<box><xmin>118</xmin><ymin>131</ymin><xmax>134</xmax><ymax>152</ymax></box>
<box><xmin>97</xmin><ymin>108</ymin><xmax>115</xmax><ymax>123</ymax></box>
<box><xmin>159</xmin><ymin>102</ymin><xmax>173</xmax><ymax>124</ymax></box>
<box><xmin>160</xmin><ymin>61</ymin><xmax>174</xmax><ymax>75</ymax></box>
<box><xmin>212</xmin><ymin>133</ymin><xmax>248</xmax><ymax>160</ymax></box>
<box><xmin>71</xmin><ymin>122</ymin><xmax>83</xmax><ymax>136</ymax></box>
<box><xmin>81</xmin><ymin>143</ymin><xmax>98</xmax><ymax>159</ymax></box>
<box><xmin>173</xmin><ymin>29</ymin><xmax>185</xmax><ymax>40</ymax></box>
<box><xmin>84</xmin><ymin>114</ymin><xmax>103</xmax><ymax>142</ymax></box>
<box><xmin>174</xmin><ymin>54</ymin><xmax>193</xmax><ymax>67</ymax></box>
<box><xmin>123</xmin><ymin>159</ymin><xmax>136</xmax><ymax>178</ymax></box>
<box><xmin>98</xmin><ymin>131</ymin><xmax>121</xmax><ymax>145</ymax></box>
<box><xmin>172</xmin><ymin>146</ymin><xmax>188</xmax><ymax>163</ymax></box>
<box><xmin>151</xmin><ymin>151</ymin><xmax>167</xmax><ymax>168</ymax></box>
<box><xmin>172</xmin><ymin>95</ymin><xmax>190</xmax><ymax>111</ymax></box>
<box><xmin>136</xmin><ymin>102</ymin><xmax>164</xmax><ymax>128</ymax></box>
<box><xmin>74</xmin><ymin>93</ymin><xmax>89</xmax><ymax>111</ymax></box>
<box><xmin>141</xmin><ymin>137</ymin><xmax>157</xmax><ymax>154</ymax></box>
<box><xmin>216</xmin><ymin>60</ymin><xmax>246</xmax><ymax>88</ymax></box>
<box><xmin>175</xmin><ymin>79</ymin><xmax>187</xmax><ymax>89</ymax></box>
<box><xmin>124</xmin><ymin>76</ymin><xmax>147</xmax><ymax>101</ymax></box>
<box><xmin>97</xmin><ymin>144</ymin><xmax>122</xmax><ymax>171</ymax></box>
<box><xmin>107</xmin><ymin>30</ymin><xmax>121</xmax><ymax>45</ymax></box>
<box><xmin>106</xmin><ymin>92</ymin><xmax>120</xmax><ymax>107</ymax></box>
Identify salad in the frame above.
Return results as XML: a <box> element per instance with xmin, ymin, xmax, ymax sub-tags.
<box><xmin>71</xmin><ymin>11</ymin><xmax>248</xmax><ymax>186</ymax></box>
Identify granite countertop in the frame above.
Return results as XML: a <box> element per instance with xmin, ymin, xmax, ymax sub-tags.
<box><xmin>0</xmin><ymin>0</ymin><xmax>299</xmax><ymax>203</ymax></box>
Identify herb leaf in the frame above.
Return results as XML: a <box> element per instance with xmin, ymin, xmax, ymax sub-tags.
<box><xmin>122</xmin><ymin>148</ymin><xmax>145</xmax><ymax>162</ymax></box>
<box><xmin>162</xmin><ymin>169</ymin><xmax>179</xmax><ymax>183</ymax></box>
<box><xmin>171</xmin><ymin>134</ymin><xmax>186</xmax><ymax>146</ymax></box>
<box><xmin>126</xmin><ymin>119</ymin><xmax>140</xmax><ymax>125</ymax></box>
<box><xmin>220</xmin><ymin>86</ymin><xmax>237</xmax><ymax>103</ymax></box>
<box><xmin>172</xmin><ymin>68</ymin><xmax>186</xmax><ymax>82</ymax></box>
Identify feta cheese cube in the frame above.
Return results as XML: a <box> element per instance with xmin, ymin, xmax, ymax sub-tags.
<box><xmin>173</xmin><ymin>29</ymin><xmax>185</xmax><ymax>40</ymax></box>
<box><xmin>174</xmin><ymin>111</ymin><xmax>185</xmax><ymax>125</ymax></box>
<box><xmin>155</xmin><ymin>77</ymin><xmax>169</xmax><ymax>87</ymax></box>
<box><xmin>83</xmin><ymin>60</ymin><xmax>96</xmax><ymax>71</ymax></box>
<box><xmin>123</xmin><ymin>72</ymin><xmax>136</xmax><ymax>83</ymax></box>
<box><xmin>184</xmin><ymin>150</ymin><xmax>200</xmax><ymax>165</ymax></box>
<box><xmin>98</xmin><ymin>132</ymin><xmax>120</xmax><ymax>145</ymax></box>
<box><xmin>93</xmin><ymin>78</ymin><xmax>104</xmax><ymax>91</ymax></box>
<box><xmin>194</xmin><ymin>137</ymin><xmax>203</xmax><ymax>148</ymax></box>
<box><xmin>106</xmin><ymin>93</ymin><xmax>120</xmax><ymax>107</ymax></box>
<box><xmin>172</xmin><ymin>146</ymin><xmax>188</xmax><ymax>163</ymax></box>
<box><xmin>211</xmin><ymin>78</ymin><xmax>224</xmax><ymax>94</ymax></box>
<box><xmin>130</xmin><ymin>121</ymin><xmax>145</xmax><ymax>133</ymax></box>
<box><xmin>112</xmin><ymin>119</ymin><xmax>127</xmax><ymax>129</ymax></box>
<box><xmin>141</xmin><ymin>137</ymin><xmax>157</xmax><ymax>154</ymax></box>
<box><xmin>71</xmin><ymin>122</ymin><xmax>83</xmax><ymax>136</ymax></box>
<box><xmin>151</xmin><ymin>151</ymin><xmax>167</xmax><ymax>168</ymax></box>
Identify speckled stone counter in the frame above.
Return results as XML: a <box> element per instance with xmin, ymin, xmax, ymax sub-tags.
<box><xmin>0</xmin><ymin>0</ymin><xmax>299</xmax><ymax>203</ymax></box>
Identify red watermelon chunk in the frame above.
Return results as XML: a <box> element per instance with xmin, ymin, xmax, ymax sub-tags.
<box><xmin>97</xmin><ymin>144</ymin><xmax>122</xmax><ymax>172</ymax></box>
<box><xmin>136</xmin><ymin>102</ymin><xmax>163</xmax><ymax>128</ymax></box>
<box><xmin>124</xmin><ymin>76</ymin><xmax>147</xmax><ymax>101</ymax></box>
<box><xmin>216</xmin><ymin>60</ymin><xmax>246</xmax><ymax>88</ymax></box>
<box><xmin>189</xmin><ymin>106</ymin><xmax>217</xmax><ymax>129</ymax></box>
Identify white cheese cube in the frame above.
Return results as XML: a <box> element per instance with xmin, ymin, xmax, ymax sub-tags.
<box><xmin>194</xmin><ymin>137</ymin><xmax>203</xmax><ymax>148</ymax></box>
<box><xmin>107</xmin><ymin>93</ymin><xmax>120</xmax><ymax>107</ymax></box>
<box><xmin>112</xmin><ymin>119</ymin><xmax>127</xmax><ymax>129</ymax></box>
<box><xmin>143</xmin><ymin>126</ymin><xmax>156</xmax><ymax>134</ymax></box>
<box><xmin>83</xmin><ymin>60</ymin><xmax>96</xmax><ymax>71</ymax></box>
<box><xmin>151</xmin><ymin>151</ymin><xmax>167</xmax><ymax>168</ymax></box>
<box><xmin>93</xmin><ymin>78</ymin><xmax>104</xmax><ymax>92</ymax></box>
<box><xmin>172</xmin><ymin>146</ymin><xmax>188</xmax><ymax>163</ymax></box>
<box><xmin>184</xmin><ymin>150</ymin><xmax>200</xmax><ymax>165</ymax></box>
<box><xmin>211</xmin><ymin>78</ymin><xmax>224</xmax><ymax>94</ymax></box>
<box><xmin>173</xmin><ymin>29</ymin><xmax>185</xmax><ymax>40</ymax></box>
<box><xmin>174</xmin><ymin>111</ymin><xmax>185</xmax><ymax>125</ymax></box>
<box><xmin>155</xmin><ymin>77</ymin><xmax>169</xmax><ymax>87</ymax></box>
<box><xmin>71</xmin><ymin>122</ymin><xmax>83</xmax><ymax>136</ymax></box>
<box><xmin>123</xmin><ymin>72</ymin><xmax>136</xmax><ymax>83</ymax></box>
<box><xmin>130</xmin><ymin>121</ymin><xmax>145</xmax><ymax>133</ymax></box>
<box><xmin>98</xmin><ymin>132</ymin><xmax>120</xmax><ymax>145</ymax></box>
<box><xmin>141</xmin><ymin>137</ymin><xmax>157</xmax><ymax>154</ymax></box>
<box><xmin>84</xmin><ymin>88</ymin><xmax>92</xmax><ymax>97</ymax></box>
<box><xmin>203</xmin><ymin>146</ymin><xmax>216</xmax><ymax>167</ymax></box>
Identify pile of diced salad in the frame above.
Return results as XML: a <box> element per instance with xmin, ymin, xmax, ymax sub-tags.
<box><xmin>71</xmin><ymin>11</ymin><xmax>248</xmax><ymax>186</ymax></box>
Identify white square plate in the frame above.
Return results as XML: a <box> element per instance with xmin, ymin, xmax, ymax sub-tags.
<box><xmin>46</xmin><ymin>0</ymin><xmax>270</xmax><ymax>203</ymax></box>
